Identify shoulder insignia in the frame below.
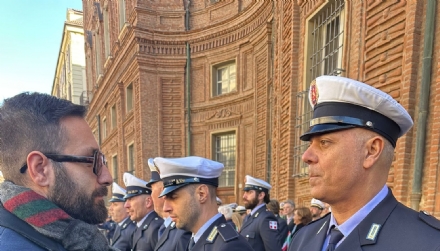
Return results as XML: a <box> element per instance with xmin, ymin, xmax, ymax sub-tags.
<box><xmin>206</xmin><ymin>226</ymin><xmax>218</xmax><ymax>243</ymax></box>
<box><xmin>269</xmin><ymin>221</ymin><xmax>278</xmax><ymax>230</ymax></box>
<box><xmin>366</xmin><ymin>223</ymin><xmax>381</xmax><ymax>241</ymax></box>
<box><xmin>254</xmin><ymin>212</ymin><xmax>259</xmax><ymax>218</ymax></box>
<box><xmin>419</xmin><ymin>211</ymin><xmax>440</xmax><ymax>230</ymax></box>
<box><xmin>217</xmin><ymin>223</ymin><xmax>239</xmax><ymax>242</ymax></box>
<box><xmin>155</xmin><ymin>217</ymin><xmax>159</xmax><ymax>220</ymax></box>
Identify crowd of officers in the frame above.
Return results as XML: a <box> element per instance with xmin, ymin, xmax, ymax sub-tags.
<box><xmin>101</xmin><ymin>155</ymin><xmax>334</xmax><ymax>251</ymax></box>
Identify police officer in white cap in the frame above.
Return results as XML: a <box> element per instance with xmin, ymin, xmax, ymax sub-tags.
<box><xmin>109</xmin><ymin>182</ymin><xmax>136</xmax><ymax>251</ymax></box>
<box><xmin>240</xmin><ymin>175</ymin><xmax>282</xmax><ymax>251</ymax></box>
<box><xmin>309</xmin><ymin>198</ymin><xmax>325</xmax><ymax>221</ymax></box>
<box><xmin>156</xmin><ymin>156</ymin><xmax>253</xmax><ymax>251</ymax></box>
<box><xmin>144</xmin><ymin>158</ymin><xmax>191</xmax><ymax>251</ymax></box>
<box><xmin>123</xmin><ymin>173</ymin><xmax>163</xmax><ymax>251</ymax></box>
<box><xmin>289</xmin><ymin>76</ymin><xmax>440</xmax><ymax>251</ymax></box>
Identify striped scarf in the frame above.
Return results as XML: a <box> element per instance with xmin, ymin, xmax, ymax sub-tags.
<box><xmin>0</xmin><ymin>181</ymin><xmax>117</xmax><ymax>251</ymax></box>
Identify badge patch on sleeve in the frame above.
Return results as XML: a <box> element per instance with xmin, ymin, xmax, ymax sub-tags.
<box><xmin>269</xmin><ymin>221</ymin><xmax>278</xmax><ymax>230</ymax></box>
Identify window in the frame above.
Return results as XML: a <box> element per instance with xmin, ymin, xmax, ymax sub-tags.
<box><xmin>293</xmin><ymin>0</ymin><xmax>345</xmax><ymax>176</ymax></box>
<box><xmin>127</xmin><ymin>143</ymin><xmax>135</xmax><ymax>175</ymax></box>
<box><xmin>213</xmin><ymin>61</ymin><xmax>236</xmax><ymax>96</ymax></box>
<box><xmin>112</xmin><ymin>155</ymin><xmax>118</xmax><ymax>182</ymax></box>
<box><xmin>119</xmin><ymin>0</ymin><xmax>126</xmax><ymax>31</ymax></box>
<box><xmin>103</xmin><ymin>4</ymin><xmax>111</xmax><ymax>58</ymax></box>
<box><xmin>126</xmin><ymin>83</ymin><xmax>133</xmax><ymax>112</ymax></box>
<box><xmin>213</xmin><ymin>132</ymin><xmax>236</xmax><ymax>187</ymax></box>
<box><xmin>102</xmin><ymin>117</ymin><xmax>107</xmax><ymax>139</ymax></box>
<box><xmin>111</xmin><ymin>105</ymin><xmax>117</xmax><ymax>129</ymax></box>
<box><xmin>94</xmin><ymin>32</ymin><xmax>102</xmax><ymax>78</ymax></box>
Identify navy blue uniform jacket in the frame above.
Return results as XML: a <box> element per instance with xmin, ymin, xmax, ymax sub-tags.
<box><xmin>239</xmin><ymin>205</ymin><xmax>283</xmax><ymax>251</ymax></box>
<box><xmin>190</xmin><ymin>215</ymin><xmax>254</xmax><ymax>251</ymax></box>
<box><xmin>112</xmin><ymin>217</ymin><xmax>136</xmax><ymax>251</ymax></box>
<box><xmin>131</xmin><ymin>211</ymin><xmax>164</xmax><ymax>251</ymax></box>
<box><xmin>288</xmin><ymin>189</ymin><xmax>440</xmax><ymax>251</ymax></box>
<box><xmin>154</xmin><ymin>221</ymin><xmax>191</xmax><ymax>251</ymax></box>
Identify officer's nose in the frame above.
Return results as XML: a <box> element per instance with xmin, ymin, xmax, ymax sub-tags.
<box><xmin>163</xmin><ymin>198</ymin><xmax>172</xmax><ymax>213</ymax></box>
<box><xmin>302</xmin><ymin>142</ymin><xmax>317</xmax><ymax>165</ymax></box>
<box><xmin>124</xmin><ymin>200</ymin><xmax>130</xmax><ymax>209</ymax></box>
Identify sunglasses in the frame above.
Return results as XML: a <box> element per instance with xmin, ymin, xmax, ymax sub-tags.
<box><xmin>20</xmin><ymin>150</ymin><xmax>107</xmax><ymax>176</ymax></box>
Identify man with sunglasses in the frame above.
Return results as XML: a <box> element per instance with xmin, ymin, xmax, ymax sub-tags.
<box><xmin>0</xmin><ymin>92</ymin><xmax>116</xmax><ymax>250</ymax></box>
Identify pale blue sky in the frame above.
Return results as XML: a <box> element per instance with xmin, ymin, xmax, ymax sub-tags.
<box><xmin>0</xmin><ymin>0</ymin><xmax>83</xmax><ymax>102</ymax></box>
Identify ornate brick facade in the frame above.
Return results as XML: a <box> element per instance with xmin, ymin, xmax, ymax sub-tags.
<box><xmin>83</xmin><ymin>0</ymin><xmax>440</xmax><ymax>216</ymax></box>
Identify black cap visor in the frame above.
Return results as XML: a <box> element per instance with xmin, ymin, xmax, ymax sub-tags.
<box><xmin>300</xmin><ymin>102</ymin><xmax>400</xmax><ymax>147</ymax></box>
<box><xmin>158</xmin><ymin>183</ymin><xmax>188</xmax><ymax>198</ymax></box>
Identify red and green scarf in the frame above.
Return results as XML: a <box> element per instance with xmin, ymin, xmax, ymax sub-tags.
<box><xmin>0</xmin><ymin>181</ymin><xmax>117</xmax><ymax>251</ymax></box>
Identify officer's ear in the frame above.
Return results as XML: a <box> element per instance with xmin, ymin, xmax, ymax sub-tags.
<box><xmin>195</xmin><ymin>184</ymin><xmax>209</xmax><ymax>204</ymax></box>
<box><xmin>26</xmin><ymin>151</ymin><xmax>53</xmax><ymax>188</ymax></box>
<box><xmin>363</xmin><ymin>136</ymin><xmax>384</xmax><ymax>170</ymax></box>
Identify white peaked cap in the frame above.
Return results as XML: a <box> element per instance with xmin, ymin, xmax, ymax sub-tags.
<box><xmin>123</xmin><ymin>172</ymin><xmax>151</xmax><ymax>199</ymax></box>
<box><xmin>301</xmin><ymin>76</ymin><xmax>413</xmax><ymax>147</ymax></box>
<box><xmin>310</xmin><ymin>198</ymin><xmax>325</xmax><ymax>210</ymax></box>
<box><xmin>155</xmin><ymin>156</ymin><xmax>224</xmax><ymax>197</ymax></box>
<box><xmin>123</xmin><ymin>172</ymin><xmax>147</xmax><ymax>187</ymax></box>
<box><xmin>244</xmin><ymin>175</ymin><xmax>272</xmax><ymax>192</ymax></box>
<box><xmin>155</xmin><ymin>156</ymin><xmax>224</xmax><ymax>179</ymax></box>
<box><xmin>112</xmin><ymin>182</ymin><xmax>126</xmax><ymax>195</ymax></box>
<box><xmin>109</xmin><ymin>182</ymin><xmax>126</xmax><ymax>202</ymax></box>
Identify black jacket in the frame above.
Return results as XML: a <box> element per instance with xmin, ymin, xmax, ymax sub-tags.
<box><xmin>288</xmin><ymin>189</ymin><xmax>440</xmax><ymax>251</ymax></box>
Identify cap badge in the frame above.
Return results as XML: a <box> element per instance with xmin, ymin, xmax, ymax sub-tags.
<box><xmin>194</xmin><ymin>177</ymin><xmax>199</xmax><ymax>182</ymax></box>
<box><xmin>310</xmin><ymin>79</ymin><xmax>319</xmax><ymax>106</ymax></box>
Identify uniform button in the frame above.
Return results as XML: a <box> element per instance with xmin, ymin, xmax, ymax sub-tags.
<box><xmin>246</xmin><ymin>235</ymin><xmax>249</xmax><ymax>237</ymax></box>
<box><xmin>221</xmin><ymin>224</ymin><xmax>226</xmax><ymax>227</ymax></box>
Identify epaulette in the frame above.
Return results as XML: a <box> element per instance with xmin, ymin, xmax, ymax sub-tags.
<box><xmin>217</xmin><ymin>223</ymin><xmax>239</xmax><ymax>242</ymax></box>
<box><xmin>419</xmin><ymin>211</ymin><xmax>440</xmax><ymax>230</ymax></box>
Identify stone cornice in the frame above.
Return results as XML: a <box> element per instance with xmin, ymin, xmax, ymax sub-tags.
<box><xmin>132</xmin><ymin>1</ymin><xmax>272</xmax><ymax>55</ymax></box>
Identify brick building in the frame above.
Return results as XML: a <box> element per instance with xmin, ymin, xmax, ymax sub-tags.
<box><xmin>82</xmin><ymin>0</ymin><xmax>440</xmax><ymax>216</ymax></box>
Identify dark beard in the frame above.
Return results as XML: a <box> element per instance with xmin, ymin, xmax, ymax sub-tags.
<box><xmin>48</xmin><ymin>163</ymin><xmax>108</xmax><ymax>224</ymax></box>
<box><xmin>244</xmin><ymin>195</ymin><xmax>259</xmax><ymax>210</ymax></box>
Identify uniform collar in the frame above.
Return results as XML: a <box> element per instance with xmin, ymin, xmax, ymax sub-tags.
<box><xmin>164</xmin><ymin>216</ymin><xmax>173</xmax><ymax>228</ymax></box>
<box><xmin>327</xmin><ymin>185</ymin><xmax>388</xmax><ymax>246</ymax></box>
<box><xmin>193</xmin><ymin>213</ymin><xmax>222</xmax><ymax>244</ymax></box>
<box><xmin>136</xmin><ymin>210</ymin><xmax>154</xmax><ymax>227</ymax></box>
<box><xmin>250</xmin><ymin>203</ymin><xmax>266</xmax><ymax>216</ymax></box>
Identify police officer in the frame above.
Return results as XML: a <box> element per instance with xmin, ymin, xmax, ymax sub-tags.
<box><xmin>109</xmin><ymin>182</ymin><xmax>137</xmax><ymax>251</ymax></box>
<box><xmin>309</xmin><ymin>198</ymin><xmax>325</xmax><ymax>221</ymax></box>
<box><xmin>144</xmin><ymin>158</ymin><xmax>192</xmax><ymax>251</ymax></box>
<box><xmin>240</xmin><ymin>175</ymin><xmax>282</xmax><ymax>251</ymax></box>
<box><xmin>156</xmin><ymin>156</ymin><xmax>253</xmax><ymax>251</ymax></box>
<box><xmin>124</xmin><ymin>173</ymin><xmax>164</xmax><ymax>251</ymax></box>
<box><xmin>288</xmin><ymin>76</ymin><xmax>440</xmax><ymax>251</ymax></box>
